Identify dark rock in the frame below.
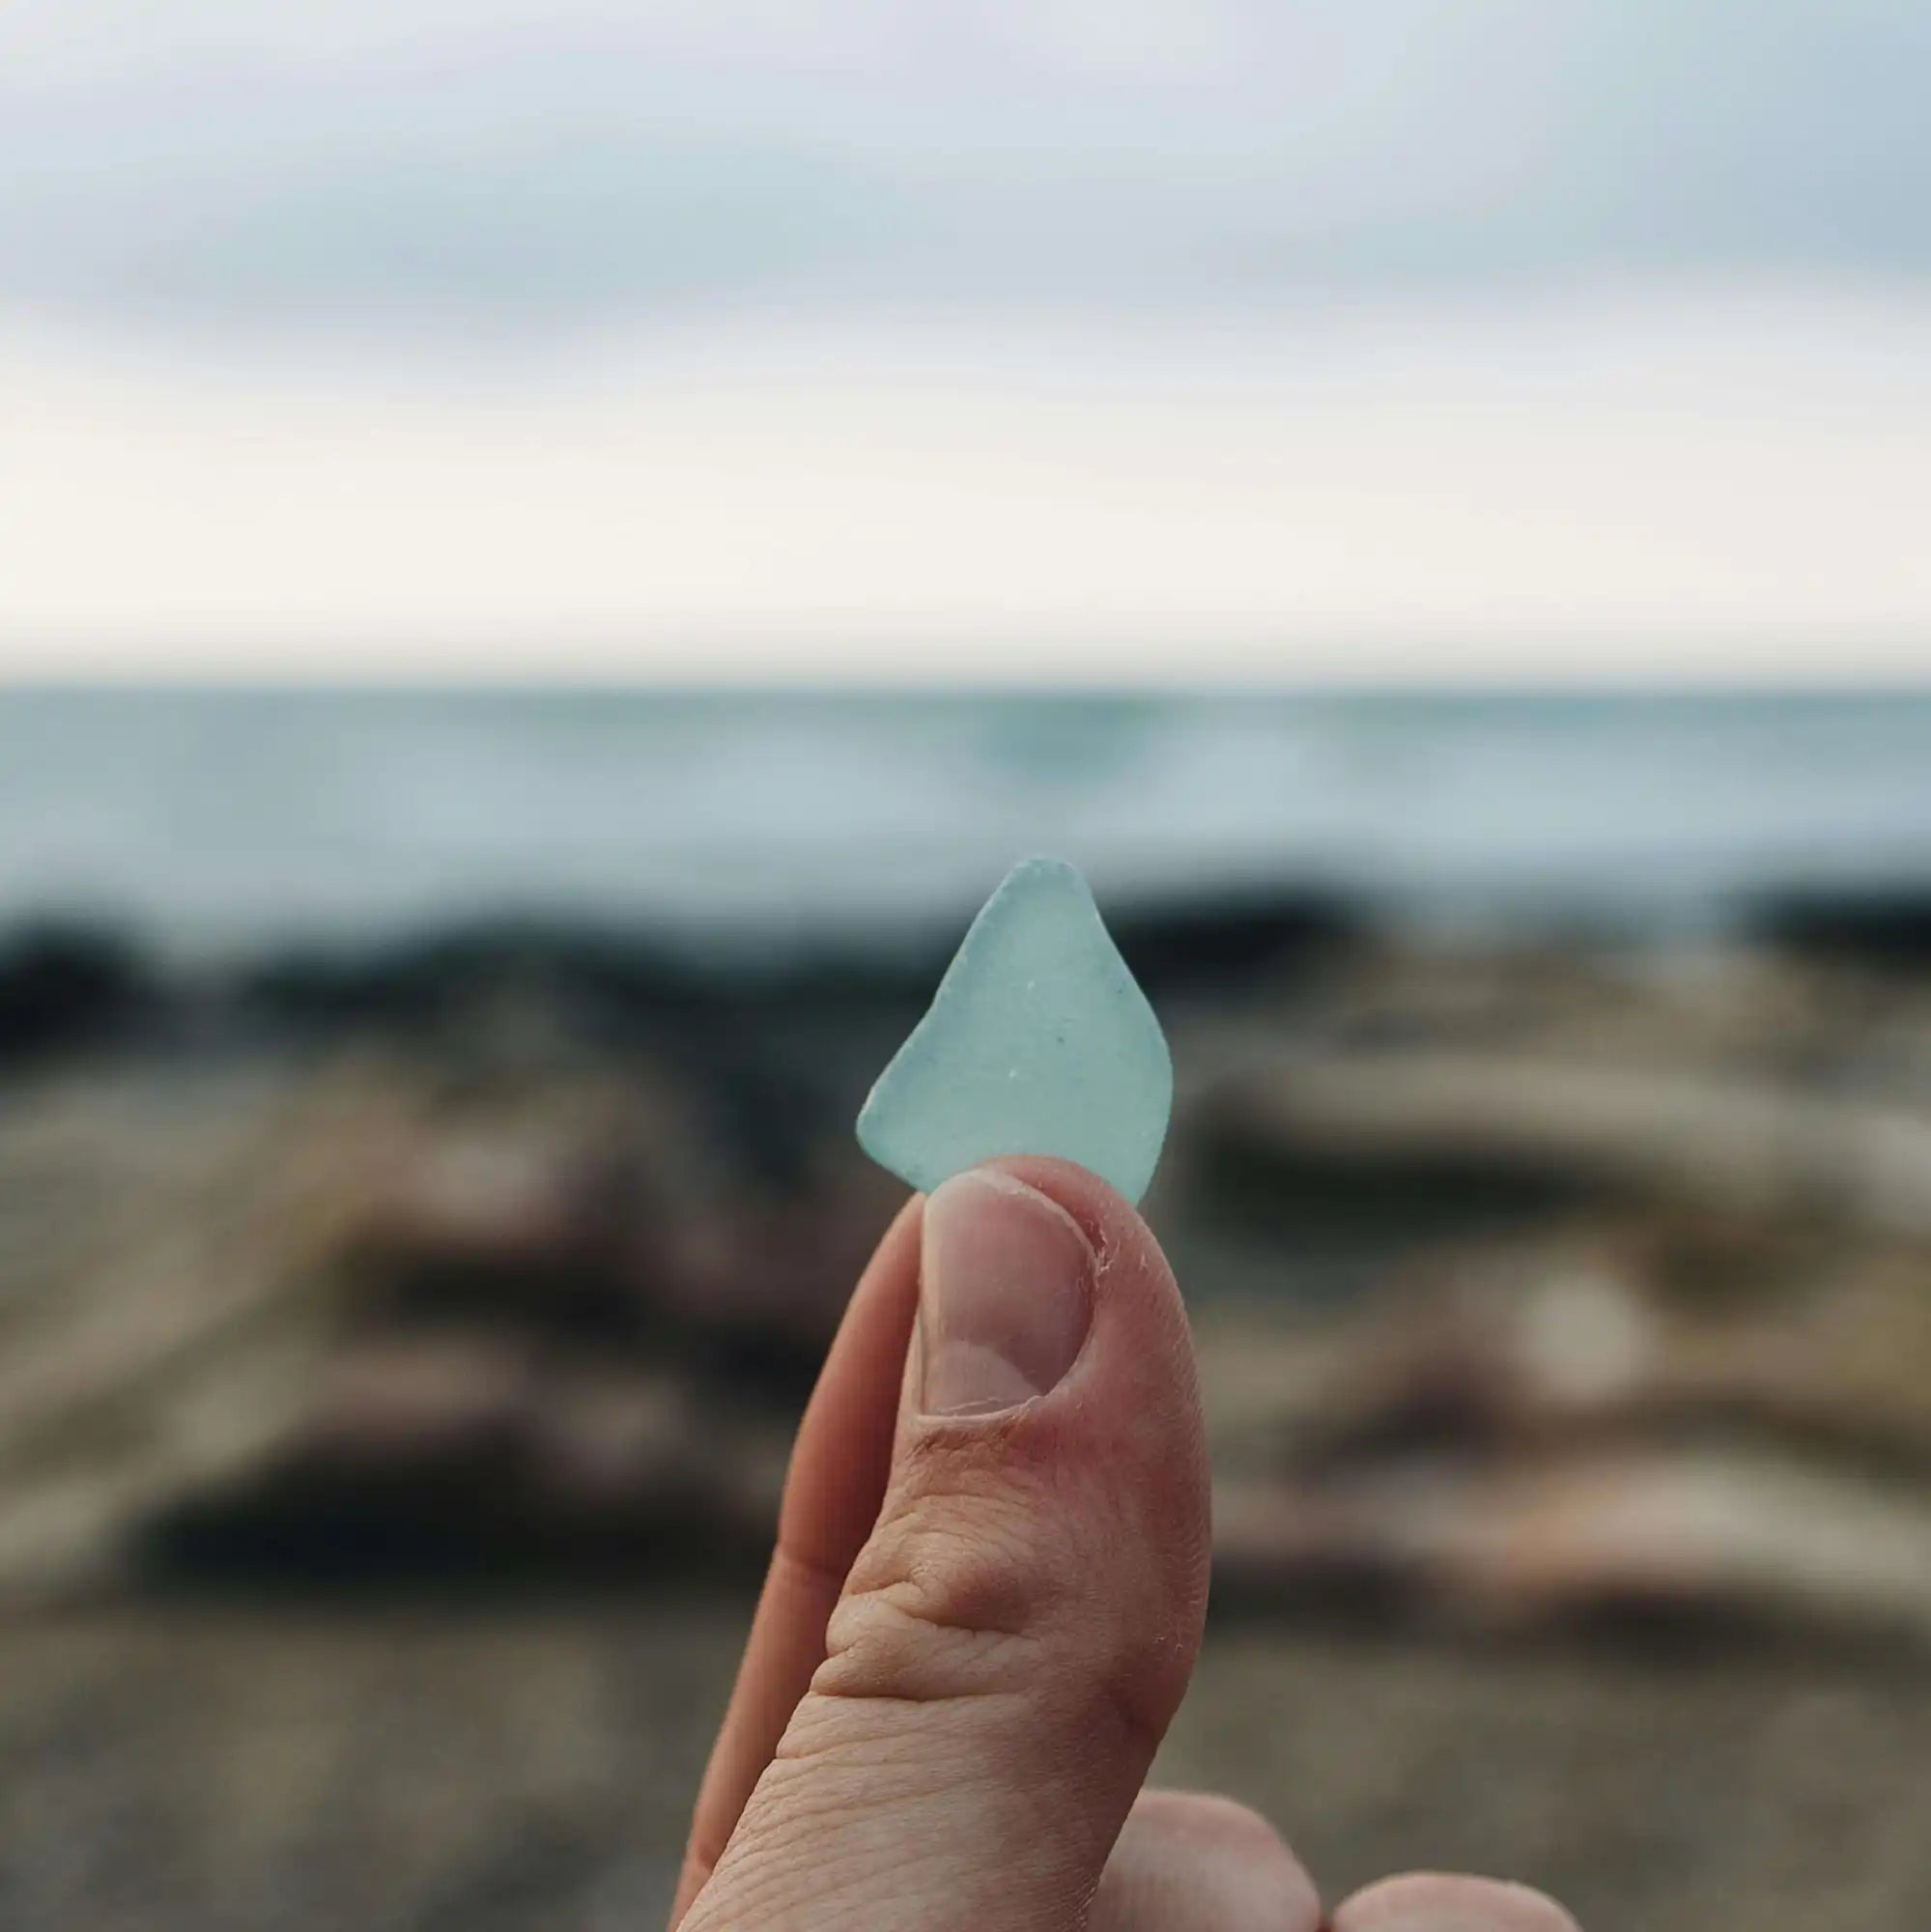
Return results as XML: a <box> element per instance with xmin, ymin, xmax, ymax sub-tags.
<box><xmin>1752</xmin><ymin>889</ymin><xmax>1931</xmax><ymax>973</ymax></box>
<box><xmin>1110</xmin><ymin>886</ymin><xmax>1366</xmax><ymax>996</ymax></box>
<box><xmin>0</xmin><ymin>923</ymin><xmax>161</xmax><ymax>1067</ymax></box>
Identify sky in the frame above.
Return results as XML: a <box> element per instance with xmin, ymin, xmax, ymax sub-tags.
<box><xmin>4</xmin><ymin>0</ymin><xmax>1930</xmax><ymax>678</ymax></box>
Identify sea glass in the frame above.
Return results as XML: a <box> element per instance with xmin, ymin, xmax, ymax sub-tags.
<box><xmin>857</xmin><ymin>858</ymin><xmax>1172</xmax><ymax>1203</ymax></box>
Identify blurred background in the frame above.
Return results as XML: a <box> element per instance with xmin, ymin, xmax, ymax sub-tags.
<box><xmin>5</xmin><ymin>7</ymin><xmax>1931</xmax><ymax>1931</ymax></box>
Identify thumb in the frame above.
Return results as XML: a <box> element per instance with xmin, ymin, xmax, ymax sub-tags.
<box><xmin>682</xmin><ymin>1156</ymin><xmax>1212</xmax><ymax>1932</ymax></box>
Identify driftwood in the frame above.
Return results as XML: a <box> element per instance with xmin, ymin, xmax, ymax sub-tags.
<box><xmin>0</xmin><ymin>1060</ymin><xmax>423</xmax><ymax>1595</ymax></box>
<box><xmin>11</xmin><ymin>936</ymin><xmax>1931</xmax><ymax>1646</ymax></box>
<box><xmin>0</xmin><ymin>1043</ymin><xmax>887</xmax><ymax>1598</ymax></box>
<box><xmin>1215</xmin><ymin>1448</ymin><xmax>1931</xmax><ymax>1641</ymax></box>
<box><xmin>1196</xmin><ymin>1206</ymin><xmax>1931</xmax><ymax>1642</ymax></box>
<box><xmin>1207</xmin><ymin>1045</ymin><xmax>1931</xmax><ymax>1234</ymax></box>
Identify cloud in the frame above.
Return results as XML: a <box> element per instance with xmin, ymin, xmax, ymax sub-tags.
<box><xmin>1</xmin><ymin>2</ymin><xmax>1927</xmax><ymax>322</ymax></box>
<box><xmin>5</xmin><ymin>290</ymin><xmax>1930</xmax><ymax>674</ymax></box>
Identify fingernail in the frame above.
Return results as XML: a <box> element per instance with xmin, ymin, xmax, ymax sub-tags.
<box><xmin>1332</xmin><ymin>1875</ymin><xmax>1581</xmax><ymax>1932</ymax></box>
<box><xmin>919</xmin><ymin>1169</ymin><xmax>1094</xmax><ymax>1417</ymax></box>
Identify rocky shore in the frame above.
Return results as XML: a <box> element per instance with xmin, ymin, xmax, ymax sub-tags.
<box><xmin>9</xmin><ymin>897</ymin><xmax>1931</xmax><ymax>1628</ymax></box>
<box><xmin>6</xmin><ymin>893</ymin><xmax>1931</xmax><ymax>1925</ymax></box>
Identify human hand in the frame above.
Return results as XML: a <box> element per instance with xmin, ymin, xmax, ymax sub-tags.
<box><xmin>670</xmin><ymin>1157</ymin><xmax>1580</xmax><ymax>1930</ymax></box>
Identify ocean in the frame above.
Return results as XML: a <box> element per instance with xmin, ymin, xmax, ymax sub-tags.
<box><xmin>2</xmin><ymin>689</ymin><xmax>1928</xmax><ymax>955</ymax></box>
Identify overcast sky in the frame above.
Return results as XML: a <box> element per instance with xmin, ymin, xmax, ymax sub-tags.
<box><xmin>4</xmin><ymin>2</ymin><xmax>1929</xmax><ymax>673</ymax></box>
<box><xmin>6</xmin><ymin>0</ymin><xmax>1930</xmax><ymax>322</ymax></box>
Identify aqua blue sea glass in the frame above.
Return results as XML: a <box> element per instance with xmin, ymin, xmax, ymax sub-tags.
<box><xmin>857</xmin><ymin>858</ymin><xmax>1172</xmax><ymax>1204</ymax></box>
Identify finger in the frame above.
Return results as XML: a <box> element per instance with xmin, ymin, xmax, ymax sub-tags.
<box><xmin>671</xmin><ymin>1194</ymin><xmax>923</xmax><ymax>1921</ymax></box>
<box><xmin>680</xmin><ymin>1155</ymin><xmax>1213</xmax><ymax>1932</ymax></box>
<box><xmin>1331</xmin><ymin>1873</ymin><xmax>1582</xmax><ymax>1931</ymax></box>
<box><xmin>1092</xmin><ymin>1790</ymin><xmax>1322</xmax><ymax>1932</ymax></box>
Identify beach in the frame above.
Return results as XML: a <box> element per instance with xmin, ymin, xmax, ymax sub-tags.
<box><xmin>6</xmin><ymin>692</ymin><xmax>1931</xmax><ymax>1925</ymax></box>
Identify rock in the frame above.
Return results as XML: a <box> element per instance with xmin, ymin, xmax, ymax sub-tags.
<box><xmin>1753</xmin><ymin>889</ymin><xmax>1931</xmax><ymax>973</ymax></box>
<box><xmin>1109</xmin><ymin>885</ymin><xmax>1364</xmax><ymax>996</ymax></box>
<box><xmin>0</xmin><ymin>923</ymin><xmax>160</xmax><ymax>1067</ymax></box>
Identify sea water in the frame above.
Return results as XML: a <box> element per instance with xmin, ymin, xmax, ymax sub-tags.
<box><xmin>1</xmin><ymin>688</ymin><xmax>1928</xmax><ymax>954</ymax></box>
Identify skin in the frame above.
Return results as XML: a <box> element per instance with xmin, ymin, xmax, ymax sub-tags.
<box><xmin>670</xmin><ymin>1157</ymin><xmax>1581</xmax><ymax>1931</ymax></box>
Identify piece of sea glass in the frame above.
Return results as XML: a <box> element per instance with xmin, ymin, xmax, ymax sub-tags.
<box><xmin>857</xmin><ymin>857</ymin><xmax>1172</xmax><ymax>1204</ymax></box>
